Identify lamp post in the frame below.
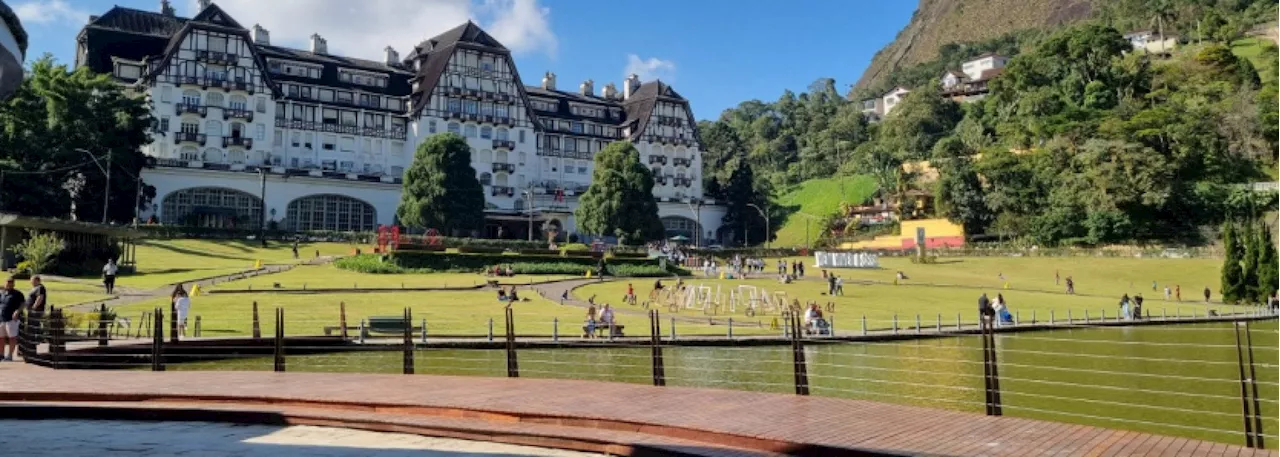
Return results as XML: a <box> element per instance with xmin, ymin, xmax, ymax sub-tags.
<box><xmin>684</xmin><ymin>198</ymin><xmax>703</xmax><ymax>248</ymax></box>
<box><xmin>524</xmin><ymin>189</ymin><xmax>534</xmax><ymax>242</ymax></box>
<box><xmin>75</xmin><ymin>148</ymin><xmax>112</xmax><ymax>224</ymax></box>
<box><xmin>746</xmin><ymin>203</ymin><xmax>770</xmax><ymax>249</ymax></box>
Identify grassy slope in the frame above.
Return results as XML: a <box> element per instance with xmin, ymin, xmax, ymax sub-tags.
<box><xmin>119</xmin><ymin>239</ymin><xmax>358</xmax><ymax>289</ymax></box>
<box><xmin>773</xmin><ymin>175</ymin><xmax>879</xmax><ymax>248</ymax></box>
<box><xmin>1230</xmin><ymin>37</ymin><xmax>1276</xmax><ymax>83</ymax></box>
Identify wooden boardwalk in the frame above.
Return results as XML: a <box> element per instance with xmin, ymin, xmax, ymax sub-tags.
<box><xmin>0</xmin><ymin>368</ymin><xmax>1272</xmax><ymax>456</ymax></box>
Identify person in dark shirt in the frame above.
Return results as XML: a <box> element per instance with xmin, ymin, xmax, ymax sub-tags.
<box><xmin>0</xmin><ymin>276</ymin><xmax>27</xmax><ymax>361</ymax></box>
<box><xmin>24</xmin><ymin>275</ymin><xmax>46</xmax><ymax>353</ymax></box>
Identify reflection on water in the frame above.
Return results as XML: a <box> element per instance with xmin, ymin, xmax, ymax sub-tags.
<box><xmin>181</xmin><ymin>322</ymin><xmax>1278</xmax><ymax>445</ymax></box>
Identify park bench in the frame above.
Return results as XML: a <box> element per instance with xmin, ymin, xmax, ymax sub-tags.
<box><xmin>330</xmin><ymin>316</ymin><xmax>422</xmax><ymax>339</ymax></box>
<box><xmin>582</xmin><ymin>323</ymin><xmax>625</xmax><ymax>338</ymax></box>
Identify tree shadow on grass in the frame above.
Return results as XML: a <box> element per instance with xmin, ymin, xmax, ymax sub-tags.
<box><xmin>142</xmin><ymin>242</ymin><xmax>255</xmax><ymax>262</ymax></box>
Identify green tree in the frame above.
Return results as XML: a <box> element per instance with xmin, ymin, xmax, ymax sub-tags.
<box><xmin>932</xmin><ymin>137</ymin><xmax>990</xmax><ymax>235</ymax></box>
<box><xmin>575</xmin><ymin>142</ymin><xmax>663</xmax><ymax>245</ymax></box>
<box><xmin>0</xmin><ymin>55</ymin><xmax>154</xmax><ymax>222</ymax></box>
<box><xmin>396</xmin><ymin>133</ymin><xmax>484</xmax><ymax>236</ymax></box>
<box><xmin>1241</xmin><ymin>220</ymin><xmax>1262</xmax><ymax>303</ymax></box>
<box><xmin>9</xmin><ymin>230</ymin><xmax>66</xmax><ymax>274</ymax></box>
<box><xmin>719</xmin><ymin>156</ymin><xmax>771</xmax><ymax>246</ymax></box>
<box><xmin>1221</xmin><ymin>222</ymin><xmax>1245</xmax><ymax>304</ymax></box>
<box><xmin>877</xmin><ymin>83</ymin><xmax>963</xmax><ymax>161</ymax></box>
<box><xmin>1256</xmin><ymin>222</ymin><xmax>1279</xmax><ymax>301</ymax></box>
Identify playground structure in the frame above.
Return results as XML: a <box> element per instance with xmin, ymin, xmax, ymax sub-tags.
<box><xmin>645</xmin><ymin>283</ymin><xmax>807</xmax><ymax>318</ymax></box>
<box><xmin>814</xmin><ymin>251</ymin><xmax>879</xmax><ymax>269</ymax></box>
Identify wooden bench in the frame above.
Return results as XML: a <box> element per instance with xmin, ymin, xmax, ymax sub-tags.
<box><xmin>582</xmin><ymin>323</ymin><xmax>625</xmax><ymax>338</ymax></box>
<box><xmin>358</xmin><ymin>316</ymin><xmax>422</xmax><ymax>338</ymax></box>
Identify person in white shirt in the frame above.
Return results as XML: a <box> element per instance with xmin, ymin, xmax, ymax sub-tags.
<box><xmin>171</xmin><ymin>284</ymin><xmax>191</xmax><ymax>338</ymax></box>
<box><xmin>102</xmin><ymin>259</ymin><xmax>118</xmax><ymax>294</ymax></box>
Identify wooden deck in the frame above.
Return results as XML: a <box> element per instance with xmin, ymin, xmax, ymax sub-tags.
<box><xmin>0</xmin><ymin>367</ymin><xmax>1271</xmax><ymax>456</ymax></box>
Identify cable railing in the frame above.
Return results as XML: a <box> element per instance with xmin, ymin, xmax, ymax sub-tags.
<box><xmin>15</xmin><ymin>305</ymin><xmax>1278</xmax><ymax>450</ymax></box>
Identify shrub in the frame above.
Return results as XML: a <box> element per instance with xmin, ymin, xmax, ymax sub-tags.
<box><xmin>10</xmin><ymin>230</ymin><xmax>66</xmax><ymax>274</ymax></box>
<box><xmin>508</xmin><ymin>262</ymin><xmax>596</xmax><ymax>275</ymax></box>
<box><xmin>390</xmin><ymin>252</ymin><xmax>657</xmax><ymax>271</ymax></box>
<box><xmin>334</xmin><ymin>255</ymin><xmax>416</xmax><ymax>274</ymax></box>
<box><xmin>608</xmin><ymin>263</ymin><xmax>689</xmax><ymax>277</ymax></box>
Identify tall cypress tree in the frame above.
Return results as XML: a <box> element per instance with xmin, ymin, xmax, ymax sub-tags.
<box><xmin>575</xmin><ymin>142</ymin><xmax>663</xmax><ymax>245</ymax></box>
<box><xmin>1255</xmin><ymin>222</ymin><xmax>1278</xmax><ymax>302</ymax></box>
<box><xmin>1221</xmin><ymin>221</ymin><xmax>1244</xmax><ymax>304</ymax></box>
<box><xmin>1242</xmin><ymin>220</ymin><xmax>1261</xmax><ymax>303</ymax></box>
<box><xmin>396</xmin><ymin>134</ymin><xmax>485</xmax><ymax>236</ymax></box>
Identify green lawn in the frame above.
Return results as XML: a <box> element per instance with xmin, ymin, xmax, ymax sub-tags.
<box><xmin>575</xmin><ymin>256</ymin><xmax>1245</xmax><ymax>332</ymax></box>
<box><xmin>1231</xmin><ymin>37</ymin><xmax>1277</xmax><ymax>83</ymax></box>
<box><xmin>205</xmin><ymin>264</ymin><xmax>576</xmax><ymax>291</ymax></box>
<box><xmin>113</xmin><ymin>239</ymin><xmax>359</xmax><ymax>290</ymax></box>
<box><xmin>773</xmin><ymin>175</ymin><xmax>879</xmax><ymax>248</ymax></box>
<box><xmin>42</xmin><ymin>280</ymin><xmax>113</xmax><ymax>308</ymax></box>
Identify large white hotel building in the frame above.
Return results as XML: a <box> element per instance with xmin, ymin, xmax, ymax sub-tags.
<box><xmin>76</xmin><ymin>1</ymin><xmax>724</xmax><ymax>242</ymax></box>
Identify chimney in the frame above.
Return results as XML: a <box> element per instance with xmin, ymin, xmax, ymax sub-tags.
<box><xmin>251</xmin><ymin>24</ymin><xmax>270</xmax><ymax>45</ymax></box>
<box><xmin>159</xmin><ymin>0</ymin><xmax>175</xmax><ymax>16</ymax></box>
<box><xmin>623</xmin><ymin>73</ymin><xmax>640</xmax><ymax>100</ymax></box>
<box><xmin>579</xmin><ymin>79</ymin><xmax>593</xmax><ymax>96</ymax></box>
<box><xmin>601</xmin><ymin>82</ymin><xmax>617</xmax><ymax>99</ymax></box>
<box><xmin>310</xmin><ymin>34</ymin><xmax>327</xmax><ymax>54</ymax></box>
<box><xmin>541</xmin><ymin>72</ymin><xmax>556</xmax><ymax>90</ymax></box>
<box><xmin>197</xmin><ymin>0</ymin><xmax>211</xmax><ymax>10</ymax></box>
<box><xmin>384</xmin><ymin>46</ymin><xmax>399</xmax><ymax>66</ymax></box>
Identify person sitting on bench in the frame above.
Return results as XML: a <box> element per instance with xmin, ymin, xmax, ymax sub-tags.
<box><xmin>508</xmin><ymin>286</ymin><xmax>520</xmax><ymax>302</ymax></box>
<box><xmin>804</xmin><ymin>303</ymin><xmax>830</xmax><ymax>335</ymax></box>
<box><xmin>598</xmin><ymin>304</ymin><xmax>616</xmax><ymax>336</ymax></box>
<box><xmin>584</xmin><ymin>305</ymin><xmax>598</xmax><ymax>338</ymax></box>
<box><xmin>497</xmin><ymin>289</ymin><xmax>508</xmax><ymax>302</ymax></box>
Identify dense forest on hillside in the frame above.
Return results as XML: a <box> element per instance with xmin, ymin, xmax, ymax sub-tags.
<box><xmin>700</xmin><ymin>0</ymin><xmax>1278</xmax><ymax>247</ymax></box>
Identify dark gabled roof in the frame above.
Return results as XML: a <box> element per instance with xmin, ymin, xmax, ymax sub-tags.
<box><xmin>257</xmin><ymin>45</ymin><xmax>412</xmax><ymax>75</ymax></box>
<box><xmin>190</xmin><ymin>3</ymin><xmax>244</xmax><ymax>30</ymax></box>
<box><xmin>85</xmin><ymin>6</ymin><xmax>186</xmax><ymax>37</ymax></box>
<box><xmin>414</xmin><ymin>21</ymin><xmax>505</xmax><ymax>54</ymax></box>
<box><xmin>524</xmin><ymin>86</ymin><xmax>620</xmax><ymax>107</ymax></box>
<box><xmin>407</xmin><ymin>22</ymin><xmax>542</xmax><ymax>129</ymax></box>
<box><xmin>622</xmin><ymin>80</ymin><xmax>699</xmax><ymax>143</ymax></box>
<box><xmin>0</xmin><ymin>1</ymin><xmax>28</xmax><ymax>56</ymax></box>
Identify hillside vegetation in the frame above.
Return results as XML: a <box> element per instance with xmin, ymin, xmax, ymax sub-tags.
<box><xmin>773</xmin><ymin>176</ymin><xmax>879</xmax><ymax>248</ymax></box>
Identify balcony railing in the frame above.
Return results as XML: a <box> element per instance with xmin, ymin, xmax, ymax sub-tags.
<box><xmin>492</xmin><ymin>139</ymin><xmax>515</xmax><ymax>150</ymax></box>
<box><xmin>223</xmin><ymin>108</ymin><xmax>254</xmax><ymax>122</ymax></box>
<box><xmin>673</xmin><ymin>158</ymin><xmax>692</xmax><ymax>167</ymax></box>
<box><xmin>273</xmin><ymin>118</ymin><xmax>406</xmax><ymax>140</ymax></box>
<box><xmin>196</xmin><ymin>50</ymin><xmax>238</xmax><ymax>65</ymax></box>
<box><xmin>654</xmin><ymin>176</ymin><xmax>667</xmax><ymax>185</ymax></box>
<box><xmin>176</xmin><ymin>103</ymin><xmax>208</xmax><ymax>117</ymax></box>
<box><xmin>649</xmin><ymin>156</ymin><xmax>667</xmax><ymax>165</ymax></box>
<box><xmin>231</xmin><ymin>80</ymin><xmax>253</xmax><ymax>94</ymax></box>
<box><xmin>173</xmin><ymin>132</ymin><xmax>206</xmax><ymax>146</ymax></box>
<box><xmin>222</xmin><ymin>137</ymin><xmax>253</xmax><ymax>148</ymax></box>
<box><xmin>491</xmin><ymin>186</ymin><xmax>515</xmax><ymax>197</ymax></box>
<box><xmin>492</xmin><ymin>162</ymin><xmax>515</xmax><ymax>173</ymax></box>
<box><xmin>151</xmin><ymin>159</ymin><xmax>403</xmax><ymax>184</ymax></box>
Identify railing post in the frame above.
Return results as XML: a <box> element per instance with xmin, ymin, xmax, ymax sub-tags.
<box><xmin>358</xmin><ymin>319</ymin><xmax>366</xmax><ymax>344</ymax></box>
<box><xmin>915</xmin><ymin>314</ymin><xmax>921</xmax><ymax>334</ymax></box>
<box><xmin>892</xmin><ymin>314</ymin><xmax>898</xmax><ymax>334</ymax></box>
<box><xmin>273</xmin><ymin>308</ymin><xmax>285</xmax><ymax>372</ymax></box>
<box><xmin>151</xmin><ymin>307</ymin><xmax>164</xmax><ymax>372</ymax></box>
<box><xmin>727</xmin><ymin>317</ymin><xmax>734</xmax><ymax>339</ymax></box>
<box><xmin>789</xmin><ymin>311</ymin><xmax>810</xmax><ymax>396</ymax></box>
<box><xmin>861</xmin><ymin>314</ymin><xmax>867</xmax><ymax>335</ymax></box>
<box><xmin>981</xmin><ymin>315</ymin><xmax>1003</xmax><ymax>416</ymax></box>
<box><xmin>936</xmin><ymin>313</ymin><xmax>942</xmax><ymax>332</ymax></box>
<box><xmin>48</xmin><ymin>308</ymin><xmax>66</xmax><ymax>368</ymax></box>
<box><xmin>1015</xmin><ymin>311</ymin><xmax>1021</xmax><ymax>326</ymax></box>
<box><xmin>1234</xmin><ymin>322</ymin><xmax>1255</xmax><ymax>448</ymax></box>
<box><xmin>552</xmin><ymin>317</ymin><xmax>559</xmax><ymax>342</ymax></box>
<box><xmin>169</xmin><ymin>299</ymin><xmax>179</xmax><ymax>343</ymax></box>
<box><xmin>339</xmin><ymin>301</ymin><xmax>348</xmax><ymax>340</ymax></box>
<box><xmin>504</xmin><ymin>307</ymin><xmax>519</xmax><ymax>378</ymax></box>
<box><xmin>252</xmin><ymin>301</ymin><xmax>261</xmax><ymax>340</ymax></box>
<box><xmin>650</xmin><ymin>310</ymin><xmax>666</xmax><ymax>387</ymax></box>
<box><xmin>194</xmin><ymin>316</ymin><xmax>201</xmax><ymax>338</ymax></box>
<box><xmin>403</xmin><ymin>308</ymin><xmax>414</xmax><ymax>375</ymax></box>
<box><xmin>1030</xmin><ymin>310</ymin><xmax>1035</xmax><ymax>324</ymax></box>
<box><xmin>1050</xmin><ymin>310</ymin><xmax>1055</xmax><ymax>325</ymax></box>
<box><xmin>97</xmin><ymin>303</ymin><xmax>109</xmax><ymax>347</ymax></box>
<box><xmin>956</xmin><ymin>313</ymin><xmax>961</xmax><ymax>330</ymax></box>
<box><xmin>421</xmin><ymin>319</ymin><xmax>427</xmax><ymax>344</ymax></box>
<box><xmin>1244</xmin><ymin>321</ymin><xmax>1266</xmax><ymax>449</ymax></box>
<box><xmin>488</xmin><ymin>317</ymin><xmax>494</xmax><ymax>342</ymax></box>
<box><xmin>1084</xmin><ymin>310</ymin><xmax>1089</xmax><ymax>323</ymax></box>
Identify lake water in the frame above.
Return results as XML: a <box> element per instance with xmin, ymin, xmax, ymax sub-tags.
<box><xmin>179</xmin><ymin>321</ymin><xmax>1279</xmax><ymax>445</ymax></box>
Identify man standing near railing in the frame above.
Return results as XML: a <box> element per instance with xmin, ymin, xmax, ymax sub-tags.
<box><xmin>0</xmin><ymin>276</ymin><xmax>26</xmax><ymax>361</ymax></box>
<box><xmin>22</xmin><ymin>275</ymin><xmax>45</xmax><ymax>356</ymax></box>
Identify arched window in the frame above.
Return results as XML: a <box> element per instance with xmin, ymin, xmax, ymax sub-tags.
<box><xmin>161</xmin><ymin>187</ymin><xmax>262</xmax><ymax>227</ymax></box>
<box><xmin>479</xmin><ymin>172</ymin><xmax>492</xmax><ymax>185</ymax></box>
<box><xmin>464</xmin><ymin>124</ymin><xmax>477</xmax><ymax>138</ymax></box>
<box><xmin>228</xmin><ymin>149</ymin><xmax>245</xmax><ymax>164</ymax></box>
<box><xmin>494</xmin><ymin>173</ymin><xmax>508</xmax><ymax>186</ymax></box>
<box><xmin>495</xmin><ymin>150</ymin><xmax>509</xmax><ymax>164</ymax></box>
<box><xmin>204</xmin><ymin>120</ymin><xmax>223</xmax><ymax>137</ymax></box>
<box><xmin>179</xmin><ymin>146</ymin><xmax>199</xmax><ymax>161</ymax></box>
<box><xmin>480</xmin><ymin>126</ymin><xmax>492</xmax><ymax>139</ymax></box>
<box><xmin>664</xmin><ymin>145</ymin><xmax>675</xmax><ymax>156</ymax></box>
<box><xmin>228</xmin><ymin>94</ymin><xmax>248</xmax><ymax>111</ymax></box>
<box><xmin>478</xmin><ymin>149</ymin><xmax>492</xmax><ymax>162</ymax></box>
<box><xmin>205</xmin><ymin>92</ymin><xmax>224</xmax><ymax>108</ymax></box>
<box><xmin>202</xmin><ymin>148</ymin><xmax>223</xmax><ymax>163</ymax></box>
<box><xmin>496</xmin><ymin>128</ymin><xmax>509</xmax><ymax>140</ymax></box>
<box><xmin>230</xmin><ymin>122</ymin><xmax>246</xmax><ymax>138</ymax></box>
<box><xmin>285</xmin><ymin>194</ymin><xmax>377</xmax><ymax>232</ymax></box>
<box><xmin>447</xmin><ymin>122</ymin><xmax>461</xmax><ymax>134</ymax></box>
<box><xmin>182</xmin><ymin>90</ymin><xmax>201</xmax><ymax>106</ymax></box>
<box><xmin>661</xmin><ymin>216</ymin><xmax>701</xmax><ymax>239</ymax></box>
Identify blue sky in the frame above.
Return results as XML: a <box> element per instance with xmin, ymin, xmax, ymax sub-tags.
<box><xmin>14</xmin><ymin>0</ymin><xmax>915</xmax><ymax>120</ymax></box>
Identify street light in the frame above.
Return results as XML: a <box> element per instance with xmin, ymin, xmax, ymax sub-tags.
<box><xmin>746</xmin><ymin>203</ymin><xmax>770</xmax><ymax>249</ymax></box>
<box><xmin>795</xmin><ymin>211</ymin><xmax>821</xmax><ymax>251</ymax></box>
<box><xmin>684</xmin><ymin>198</ymin><xmax>703</xmax><ymax>248</ymax></box>
<box><xmin>75</xmin><ymin>148</ymin><xmax>112</xmax><ymax>224</ymax></box>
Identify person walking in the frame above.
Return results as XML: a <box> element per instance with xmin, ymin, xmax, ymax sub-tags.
<box><xmin>172</xmin><ymin>284</ymin><xmax>191</xmax><ymax>339</ymax></box>
<box><xmin>827</xmin><ymin>275</ymin><xmax>837</xmax><ymax>295</ymax></box>
<box><xmin>1134</xmin><ymin>294</ymin><xmax>1144</xmax><ymax>320</ymax></box>
<box><xmin>1164</xmin><ymin>286</ymin><xmax>1171</xmax><ymax>301</ymax></box>
<box><xmin>1065</xmin><ymin>276</ymin><xmax>1075</xmax><ymax>295</ymax></box>
<box><xmin>0</xmin><ymin>277</ymin><xmax>26</xmax><ymax>361</ymax></box>
<box><xmin>1055</xmin><ymin>270</ymin><xmax>1060</xmax><ymax>285</ymax></box>
<box><xmin>102</xmin><ymin>258</ymin><xmax>119</xmax><ymax>294</ymax></box>
<box><xmin>1175</xmin><ymin>284</ymin><xmax>1181</xmax><ymax>301</ymax></box>
<box><xmin>978</xmin><ymin>293</ymin><xmax>994</xmax><ymax>328</ymax></box>
<box><xmin>835</xmin><ymin>276</ymin><xmax>844</xmax><ymax>296</ymax></box>
<box><xmin>1119</xmin><ymin>294</ymin><xmax>1131</xmax><ymax>320</ymax></box>
<box><xmin>1203</xmin><ymin>286</ymin><xmax>1211</xmax><ymax>304</ymax></box>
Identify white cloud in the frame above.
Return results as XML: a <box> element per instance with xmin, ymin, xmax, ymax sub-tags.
<box><xmin>199</xmin><ymin>0</ymin><xmax>557</xmax><ymax>61</ymax></box>
<box><xmin>12</xmin><ymin>0</ymin><xmax>90</xmax><ymax>25</ymax></box>
<box><xmin>624</xmin><ymin>54</ymin><xmax>676</xmax><ymax>82</ymax></box>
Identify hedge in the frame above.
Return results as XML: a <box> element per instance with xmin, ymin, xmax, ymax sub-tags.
<box><xmin>608</xmin><ymin>263</ymin><xmax>689</xmax><ymax>277</ymax></box>
<box><xmin>391</xmin><ymin>251</ymin><xmax>657</xmax><ymax>271</ymax></box>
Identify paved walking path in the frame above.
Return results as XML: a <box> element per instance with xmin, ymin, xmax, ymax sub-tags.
<box><xmin>0</xmin><ymin>369</ymin><xmax>1271</xmax><ymax>457</ymax></box>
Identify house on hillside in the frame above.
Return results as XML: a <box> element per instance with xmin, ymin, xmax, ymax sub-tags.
<box><xmin>940</xmin><ymin>52</ymin><xmax>1008</xmax><ymax>102</ymax></box>
<box><xmin>1123</xmin><ymin>30</ymin><xmax>1178</xmax><ymax>55</ymax></box>
<box><xmin>859</xmin><ymin>86</ymin><xmax>909</xmax><ymax>121</ymax></box>
<box><xmin>881</xmin><ymin>86</ymin><xmax>911</xmax><ymax>115</ymax></box>
<box><xmin>860</xmin><ymin>97</ymin><xmax>884</xmax><ymax>122</ymax></box>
